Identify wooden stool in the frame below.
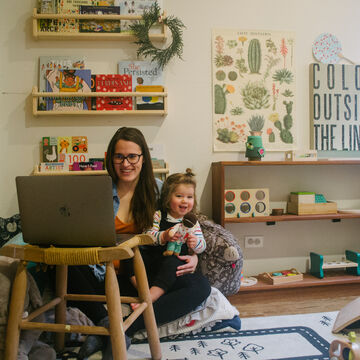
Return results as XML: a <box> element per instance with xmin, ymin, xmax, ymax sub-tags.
<box><xmin>0</xmin><ymin>235</ymin><xmax>162</xmax><ymax>360</ymax></box>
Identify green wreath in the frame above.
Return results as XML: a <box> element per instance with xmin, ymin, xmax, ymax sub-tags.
<box><xmin>129</xmin><ymin>2</ymin><xmax>185</xmax><ymax>69</ymax></box>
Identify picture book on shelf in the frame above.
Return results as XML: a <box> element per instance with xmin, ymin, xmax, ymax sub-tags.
<box><xmin>41</xmin><ymin>136</ymin><xmax>89</xmax><ymax>169</ymax></box>
<box><xmin>93</xmin><ymin>0</ymin><xmax>120</xmax><ymax>5</ymax></box>
<box><xmin>117</xmin><ymin>60</ymin><xmax>163</xmax><ymax>90</ymax></box>
<box><xmin>58</xmin><ymin>0</ymin><xmax>95</xmax><ymax>32</ymax></box>
<box><xmin>72</xmin><ymin>161</ymin><xmax>103</xmax><ymax>171</ymax></box>
<box><xmin>95</xmin><ymin>74</ymin><xmax>132</xmax><ymax>110</ymax></box>
<box><xmin>45</xmin><ymin>69</ymin><xmax>91</xmax><ymax>111</ymax></box>
<box><xmin>42</xmin><ymin>137</ymin><xmax>59</xmax><ymax>163</ymax></box>
<box><xmin>38</xmin><ymin>0</ymin><xmax>59</xmax><ymax>32</ymax></box>
<box><xmin>39</xmin><ymin>0</ymin><xmax>57</xmax><ymax>13</ymax></box>
<box><xmin>39</xmin><ymin>56</ymin><xmax>85</xmax><ymax>110</ymax></box>
<box><xmin>118</xmin><ymin>60</ymin><xmax>163</xmax><ymax>109</ymax></box>
<box><xmin>90</xmin><ymin>74</ymin><xmax>97</xmax><ymax>110</ymax></box>
<box><xmin>40</xmin><ymin>162</ymin><xmax>69</xmax><ymax>172</ymax></box>
<box><xmin>135</xmin><ymin>85</ymin><xmax>164</xmax><ymax>110</ymax></box>
<box><xmin>57</xmin><ymin>136</ymin><xmax>72</xmax><ymax>161</ymax></box>
<box><xmin>79</xmin><ymin>5</ymin><xmax>120</xmax><ymax>33</ymax></box>
<box><xmin>117</xmin><ymin>0</ymin><xmax>161</xmax><ymax>33</ymax></box>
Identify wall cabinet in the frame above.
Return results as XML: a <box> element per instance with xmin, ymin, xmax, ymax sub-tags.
<box><xmin>212</xmin><ymin>160</ymin><xmax>360</xmax><ymax>293</ymax></box>
<box><xmin>212</xmin><ymin>160</ymin><xmax>360</xmax><ymax>226</ymax></box>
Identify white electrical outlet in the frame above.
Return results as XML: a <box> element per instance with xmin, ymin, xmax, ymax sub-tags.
<box><xmin>244</xmin><ymin>235</ymin><xmax>264</xmax><ymax>248</ymax></box>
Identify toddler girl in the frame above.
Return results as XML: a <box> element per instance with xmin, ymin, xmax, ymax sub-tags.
<box><xmin>131</xmin><ymin>168</ymin><xmax>206</xmax><ymax>307</ymax></box>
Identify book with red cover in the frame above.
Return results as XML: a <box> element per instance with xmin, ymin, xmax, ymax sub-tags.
<box><xmin>95</xmin><ymin>74</ymin><xmax>132</xmax><ymax>110</ymax></box>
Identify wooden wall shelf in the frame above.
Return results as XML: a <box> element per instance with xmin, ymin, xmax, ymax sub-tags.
<box><xmin>212</xmin><ymin>160</ymin><xmax>360</xmax><ymax>226</ymax></box>
<box><xmin>32</xmin><ymin>164</ymin><xmax>169</xmax><ymax>177</ymax></box>
<box><xmin>238</xmin><ymin>272</ymin><xmax>360</xmax><ymax>293</ymax></box>
<box><xmin>32</xmin><ymin>8</ymin><xmax>167</xmax><ymax>41</ymax></box>
<box><xmin>32</xmin><ymin>86</ymin><xmax>168</xmax><ymax>116</ymax></box>
<box><xmin>224</xmin><ymin>213</ymin><xmax>360</xmax><ymax>224</ymax></box>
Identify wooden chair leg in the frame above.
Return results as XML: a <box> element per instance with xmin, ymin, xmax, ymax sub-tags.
<box><xmin>5</xmin><ymin>261</ymin><xmax>27</xmax><ymax>360</ymax></box>
<box><xmin>133</xmin><ymin>247</ymin><xmax>162</xmax><ymax>360</ymax></box>
<box><xmin>105</xmin><ymin>261</ymin><xmax>128</xmax><ymax>360</ymax></box>
<box><xmin>55</xmin><ymin>264</ymin><xmax>67</xmax><ymax>352</ymax></box>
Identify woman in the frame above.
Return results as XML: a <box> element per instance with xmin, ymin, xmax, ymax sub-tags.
<box><xmin>76</xmin><ymin>127</ymin><xmax>210</xmax><ymax>358</ymax></box>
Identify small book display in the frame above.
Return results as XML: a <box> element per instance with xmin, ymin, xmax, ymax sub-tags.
<box><xmin>40</xmin><ymin>136</ymin><xmax>105</xmax><ymax>173</ymax></box>
<box><xmin>34</xmin><ymin>56</ymin><xmax>167</xmax><ymax>115</ymax></box>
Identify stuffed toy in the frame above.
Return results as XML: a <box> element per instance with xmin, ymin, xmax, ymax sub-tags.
<box><xmin>197</xmin><ymin>214</ymin><xmax>243</xmax><ymax>296</ymax></box>
<box><xmin>163</xmin><ymin>213</ymin><xmax>198</xmax><ymax>256</ymax></box>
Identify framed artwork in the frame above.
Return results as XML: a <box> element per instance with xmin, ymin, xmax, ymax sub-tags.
<box><xmin>309</xmin><ymin>63</ymin><xmax>360</xmax><ymax>152</ymax></box>
<box><xmin>212</xmin><ymin>29</ymin><xmax>296</xmax><ymax>152</ymax></box>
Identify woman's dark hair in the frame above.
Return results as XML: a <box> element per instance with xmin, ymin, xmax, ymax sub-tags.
<box><xmin>160</xmin><ymin>168</ymin><xmax>197</xmax><ymax>214</ymax></box>
<box><xmin>106</xmin><ymin>127</ymin><xmax>159</xmax><ymax>232</ymax></box>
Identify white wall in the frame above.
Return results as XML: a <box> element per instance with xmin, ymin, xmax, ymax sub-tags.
<box><xmin>1</xmin><ymin>0</ymin><xmax>360</xmax><ymax>274</ymax></box>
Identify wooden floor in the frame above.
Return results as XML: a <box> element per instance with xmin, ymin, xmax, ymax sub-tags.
<box><xmin>228</xmin><ymin>283</ymin><xmax>360</xmax><ymax>318</ymax></box>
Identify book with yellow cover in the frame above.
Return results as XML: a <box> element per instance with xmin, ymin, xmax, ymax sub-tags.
<box><xmin>135</xmin><ymin>85</ymin><xmax>164</xmax><ymax>110</ymax></box>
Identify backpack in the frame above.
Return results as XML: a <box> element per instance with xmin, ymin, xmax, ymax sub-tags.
<box><xmin>197</xmin><ymin>214</ymin><xmax>243</xmax><ymax>296</ymax></box>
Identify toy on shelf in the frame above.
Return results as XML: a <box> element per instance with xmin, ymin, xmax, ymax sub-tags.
<box><xmin>284</xmin><ymin>149</ymin><xmax>317</xmax><ymax>161</ymax></box>
<box><xmin>224</xmin><ymin>188</ymin><xmax>270</xmax><ymax>219</ymax></box>
<box><xmin>258</xmin><ymin>268</ymin><xmax>303</xmax><ymax>285</ymax></box>
<box><xmin>287</xmin><ymin>191</ymin><xmax>337</xmax><ymax>215</ymax></box>
<box><xmin>310</xmin><ymin>251</ymin><xmax>360</xmax><ymax>279</ymax></box>
<box><xmin>329</xmin><ymin>331</ymin><xmax>360</xmax><ymax>360</ymax></box>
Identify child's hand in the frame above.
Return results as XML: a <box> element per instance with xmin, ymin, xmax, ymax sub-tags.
<box><xmin>162</xmin><ymin>227</ymin><xmax>181</xmax><ymax>244</ymax></box>
<box><xmin>186</xmin><ymin>234</ymin><xmax>198</xmax><ymax>249</ymax></box>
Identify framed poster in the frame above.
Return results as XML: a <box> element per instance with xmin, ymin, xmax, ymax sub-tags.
<box><xmin>310</xmin><ymin>63</ymin><xmax>360</xmax><ymax>151</ymax></box>
<box><xmin>212</xmin><ymin>29</ymin><xmax>296</xmax><ymax>152</ymax></box>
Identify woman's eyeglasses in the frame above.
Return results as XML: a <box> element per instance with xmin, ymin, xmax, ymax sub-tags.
<box><xmin>113</xmin><ymin>153</ymin><xmax>143</xmax><ymax>164</ymax></box>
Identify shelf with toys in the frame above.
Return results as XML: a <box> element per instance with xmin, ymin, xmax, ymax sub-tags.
<box><xmin>212</xmin><ymin>160</ymin><xmax>360</xmax><ymax>226</ymax></box>
<box><xmin>32</xmin><ymin>86</ymin><xmax>168</xmax><ymax>116</ymax></box>
<box><xmin>32</xmin><ymin>8</ymin><xmax>167</xmax><ymax>41</ymax></box>
<box><xmin>236</xmin><ymin>271</ymin><xmax>360</xmax><ymax>294</ymax></box>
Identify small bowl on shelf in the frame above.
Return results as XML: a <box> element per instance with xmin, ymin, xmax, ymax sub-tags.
<box><xmin>271</xmin><ymin>208</ymin><xmax>284</xmax><ymax>216</ymax></box>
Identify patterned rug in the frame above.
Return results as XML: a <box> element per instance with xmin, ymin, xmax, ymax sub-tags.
<box><xmin>127</xmin><ymin>311</ymin><xmax>350</xmax><ymax>360</ymax></box>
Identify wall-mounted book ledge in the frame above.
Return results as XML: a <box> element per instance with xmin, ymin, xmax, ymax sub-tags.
<box><xmin>32</xmin><ymin>86</ymin><xmax>168</xmax><ymax>116</ymax></box>
<box><xmin>32</xmin><ymin>164</ymin><xmax>170</xmax><ymax>177</ymax></box>
<box><xmin>32</xmin><ymin>8</ymin><xmax>167</xmax><ymax>41</ymax></box>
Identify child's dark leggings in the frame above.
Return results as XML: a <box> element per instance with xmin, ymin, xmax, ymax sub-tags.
<box><xmin>67</xmin><ymin>264</ymin><xmax>211</xmax><ymax>336</ymax></box>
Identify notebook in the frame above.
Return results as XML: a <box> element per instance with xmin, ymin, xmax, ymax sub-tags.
<box><xmin>16</xmin><ymin>175</ymin><xmax>121</xmax><ymax>247</ymax></box>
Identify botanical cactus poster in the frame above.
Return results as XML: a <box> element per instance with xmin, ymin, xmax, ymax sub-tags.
<box><xmin>212</xmin><ymin>29</ymin><xmax>296</xmax><ymax>152</ymax></box>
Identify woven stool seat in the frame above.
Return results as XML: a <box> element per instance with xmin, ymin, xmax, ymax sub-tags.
<box><xmin>1</xmin><ymin>234</ymin><xmax>161</xmax><ymax>360</ymax></box>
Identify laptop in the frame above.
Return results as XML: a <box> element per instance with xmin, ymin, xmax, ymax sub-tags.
<box><xmin>16</xmin><ymin>175</ymin><xmax>124</xmax><ymax>247</ymax></box>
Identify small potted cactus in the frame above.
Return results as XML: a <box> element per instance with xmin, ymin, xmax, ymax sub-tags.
<box><xmin>246</xmin><ymin>114</ymin><xmax>265</xmax><ymax>161</ymax></box>
<box><xmin>247</xmin><ymin>115</ymin><xmax>265</xmax><ymax>136</ymax></box>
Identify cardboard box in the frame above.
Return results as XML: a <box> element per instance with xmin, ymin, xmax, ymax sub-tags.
<box><xmin>287</xmin><ymin>201</ymin><xmax>337</xmax><ymax>215</ymax></box>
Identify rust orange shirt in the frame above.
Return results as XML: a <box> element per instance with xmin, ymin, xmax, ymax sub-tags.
<box><xmin>113</xmin><ymin>216</ymin><xmax>137</xmax><ymax>273</ymax></box>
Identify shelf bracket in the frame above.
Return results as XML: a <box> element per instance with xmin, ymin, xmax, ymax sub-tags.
<box><xmin>266</xmin><ymin>221</ymin><xmax>276</xmax><ymax>226</ymax></box>
<box><xmin>331</xmin><ymin>219</ymin><xmax>341</xmax><ymax>223</ymax></box>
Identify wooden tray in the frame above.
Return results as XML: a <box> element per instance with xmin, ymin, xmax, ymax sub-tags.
<box><xmin>287</xmin><ymin>201</ymin><xmax>337</xmax><ymax>215</ymax></box>
<box><xmin>258</xmin><ymin>268</ymin><xmax>303</xmax><ymax>285</ymax></box>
